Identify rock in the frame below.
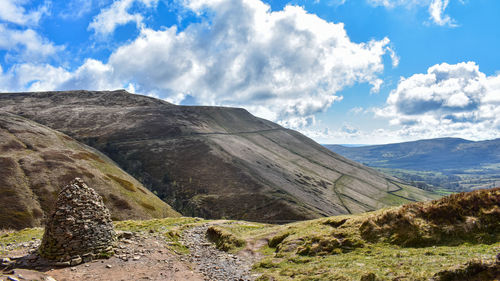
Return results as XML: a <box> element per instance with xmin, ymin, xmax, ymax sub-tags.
<box><xmin>44</xmin><ymin>277</ymin><xmax>57</xmax><ymax>281</ymax></box>
<box><xmin>1</xmin><ymin>257</ymin><xmax>12</xmax><ymax>265</ymax></box>
<box><xmin>38</xmin><ymin>178</ymin><xmax>116</xmax><ymax>265</ymax></box>
<box><xmin>70</xmin><ymin>256</ymin><xmax>82</xmax><ymax>266</ymax></box>
<box><xmin>106</xmin><ymin>264</ymin><xmax>112</xmax><ymax>269</ymax></box>
<box><xmin>7</xmin><ymin>276</ymin><xmax>20</xmax><ymax>281</ymax></box>
<box><xmin>117</xmin><ymin>231</ymin><xmax>134</xmax><ymax>240</ymax></box>
<box><xmin>53</xmin><ymin>261</ymin><xmax>71</xmax><ymax>267</ymax></box>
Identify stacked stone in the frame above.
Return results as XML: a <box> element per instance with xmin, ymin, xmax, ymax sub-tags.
<box><xmin>38</xmin><ymin>178</ymin><xmax>115</xmax><ymax>266</ymax></box>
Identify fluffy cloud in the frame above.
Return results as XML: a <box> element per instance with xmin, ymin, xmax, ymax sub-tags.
<box><xmin>428</xmin><ymin>0</ymin><xmax>456</xmax><ymax>27</ymax></box>
<box><xmin>0</xmin><ymin>0</ymin><xmax>48</xmax><ymax>26</ymax></box>
<box><xmin>88</xmin><ymin>0</ymin><xmax>158</xmax><ymax>36</ymax></box>
<box><xmin>4</xmin><ymin>0</ymin><xmax>395</xmax><ymax>128</ymax></box>
<box><xmin>377</xmin><ymin>62</ymin><xmax>500</xmax><ymax>140</ymax></box>
<box><xmin>0</xmin><ymin>24</ymin><xmax>63</xmax><ymax>61</ymax></box>
<box><xmin>106</xmin><ymin>0</ymin><xmax>393</xmax><ymax>127</ymax></box>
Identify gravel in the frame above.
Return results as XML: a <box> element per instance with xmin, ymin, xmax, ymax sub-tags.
<box><xmin>182</xmin><ymin>224</ymin><xmax>258</xmax><ymax>281</ymax></box>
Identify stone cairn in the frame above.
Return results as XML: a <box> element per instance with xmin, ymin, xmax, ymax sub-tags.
<box><xmin>38</xmin><ymin>178</ymin><xmax>115</xmax><ymax>266</ymax></box>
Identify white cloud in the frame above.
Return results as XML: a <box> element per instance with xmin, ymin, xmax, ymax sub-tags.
<box><xmin>367</xmin><ymin>0</ymin><xmax>457</xmax><ymax>27</ymax></box>
<box><xmin>376</xmin><ymin>61</ymin><xmax>500</xmax><ymax>140</ymax></box>
<box><xmin>88</xmin><ymin>0</ymin><xmax>158</xmax><ymax>36</ymax></box>
<box><xmin>349</xmin><ymin>106</ymin><xmax>365</xmax><ymax>114</ymax></box>
<box><xmin>0</xmin><ymin>24</ymin><xmax>63</xmax><ymax>61</ymax></box>
<box><xmin>428</xmin><ymin>0</ymin><xmax>456</xmax><ymax>27</ymax></box>
<box><xmin>0</xmin><ymin>63</ymin><xmax>71</xmax><ymax>92</ymax></box>
<box><xmin>0</xmin><ymin>0</ymin><xmax>49</xmax><ymax>26</ymax></box>
<box><xmin>386</xmin><ymin>46</ymin><xmax>399</xmax><ymax>67</ymax></box>
<box><xmin>105</xmin><ymin>0</ymin><xmax>392</xmax><ymax>128</ymax></box>
<box><xmin>59</xmin><ymin>0</ymin><xmax>94</xmax><ymax>19</ymax></box>
<box><xmin>2</xmin><ymin>0</ymin><xmax>394</xmax><ymax>129</ymax></box>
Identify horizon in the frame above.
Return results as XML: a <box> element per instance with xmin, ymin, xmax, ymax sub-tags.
<box><xmin>1</xmin><ymin>0</ymin><xmax>499</xmax><ymax>144</ymax></box>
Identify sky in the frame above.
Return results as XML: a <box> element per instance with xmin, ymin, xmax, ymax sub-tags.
<box><xmin>1</xmin><ymin>0</ymin><xmax>500</xmax><ymax>144</ymax></box>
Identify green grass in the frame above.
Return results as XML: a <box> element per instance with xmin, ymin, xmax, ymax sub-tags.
<box><xmin>115</xmin><ymin>217</ymin><xmax>207</xmax><ymax>254</ymax></box>
<box><xmin>0</xmin><ymin>189</ymin><xmax>497</xmax><ymax>281</ymax></box>
<box><xmin>254</xmin><ymin>243</ymin><xmax>499</xmax><ymax>281</ymax></box>
<box><xmin>0</xmin><ymin>227</ymin><xmax>43</xmax><ymax>255</ymax></box>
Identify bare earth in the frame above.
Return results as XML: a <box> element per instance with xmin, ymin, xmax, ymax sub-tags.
<box><xmin>1</xmin><ymin>223</ymin><xmax>261</xmax><ymax>281</ymax></box>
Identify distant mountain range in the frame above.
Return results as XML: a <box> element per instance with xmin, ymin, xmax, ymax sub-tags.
<box><xmin>325</xmin><ymin>138</ymin><xmax>500</xmax><ymax>191</ymax></box>
<box><xmin>0</xmin><ymin>90</ymin><xmax>437</xmax><ymax>223</ymax></box>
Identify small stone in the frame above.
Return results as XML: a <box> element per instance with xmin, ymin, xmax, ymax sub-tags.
<box><xmin>44</xmin><ymin>277</ymin><xmax>57</xmax><ymax>281</ymax></box>
<box><xmin>8</xmin><ymin>276</ymin><xmax>20</xmax><ymax>281</ymax></box>
<box><xmin>106</xmin><ymin>264</ymin><xmax>112</xmax><ymax>268</ymax></box>
<box><xmin>133</xmin><ymin>256</ymin><xmax>140</xmax><ymax>261</ymax></box>
<box><xmin>53</xmin><ymin>261</ymin><xmax>71</xmax><ymax>267</ymax></box>
<box><xmin>70</xmin><ymin>256</ymin><xmax>82</xmax><ymax>266</ymax></box>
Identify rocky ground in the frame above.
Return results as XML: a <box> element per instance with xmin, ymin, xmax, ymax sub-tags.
<box><xmin>0</xmin><ymin>223</ymin><xmax>261</xmax><ymax>281</ymax></box>
<box><xmin>181</xmin><ymin>223</ymin><xmax>259</xmax><ymax>281</ymax></box>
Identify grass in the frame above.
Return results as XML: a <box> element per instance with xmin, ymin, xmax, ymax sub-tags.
<box><xmin>361</xmin><ymin>188</ymin><xmax>500</xmax><ymax>247</ymax></box>
<box><xmin>115</xmin><ymin>217</ymin><xmax>207</xmax><ymax>255</ymax></box>
<box><xmin>254</xmin><ymin>243</ymin><xmax>499</xmax><ymax>281</ymax></box>
<box><xmin>0</xmin><ymin>189</ymin><xmax>497</xmax><ymax>281</ymax></box>
<box><xmin>218</xmin><ymin>189</ymin><xmax>500</xmax><ymax>280</ymax></box>
<box><xmin>206</xmin><ymin>225</ymin><xmax>246</xmax><ymax>251</ymax></box>
<box><xmin>0</xmin><ymin>227</ymin><xmax>43</xmax><ymax>255</ymax></box>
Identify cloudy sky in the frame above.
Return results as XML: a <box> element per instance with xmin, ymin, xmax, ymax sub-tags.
<box><xmin>1</xmin><ymin>0</ymin><xmax>499</xmax><ymax>144</ymax></box>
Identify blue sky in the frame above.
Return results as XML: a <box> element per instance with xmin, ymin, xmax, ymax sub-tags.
<box><xmin>1</xmin><ymin>0</ymin><xmax>499</xmax><ymax>144</ymax></box>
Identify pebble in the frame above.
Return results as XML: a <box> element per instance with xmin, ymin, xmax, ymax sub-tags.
<box><xmin>181</xmin><ymin>224</ymin><xmax>255</xmax><ymax>281</ymax></box>
<box><xmin>106</xmin><ymin>264</ymin><xmax>112</xmax><ymax>269</ymax></box>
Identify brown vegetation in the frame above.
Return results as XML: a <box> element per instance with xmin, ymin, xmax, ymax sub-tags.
<box><xmin>360</xmin><ymin>188</ymin><xmax>500</xmax><ymax>246</ymax></box>
<box><xmin>0</xmin><ymin>112</ymin><xmax>179</xmax><ymax>229</ymax></box>
<box><xmin>0</xmin><ymin>90</ymin><xmax>438</xmax><ymax>222</ymax></box>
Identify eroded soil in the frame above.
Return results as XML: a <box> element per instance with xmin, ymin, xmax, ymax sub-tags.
<box><xmin>1</xmin><ymin>223</ymin><xmax>262</xmax><ymax>281</ymax></box>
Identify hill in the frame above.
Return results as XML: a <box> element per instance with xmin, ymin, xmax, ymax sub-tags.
<box><xmin>0</xmin><ymin>90</ymin><xmax>438</xmax><ymax>222</ymax></box>
<box><xmin>325</xmin><ymin>138</ymin><xmax>500</xmax><ymax>191</ymax></box>
<box><xmin>0</xmin><ymin>112</ymin><xmax>179</xmax><ymax>229</ymax></box>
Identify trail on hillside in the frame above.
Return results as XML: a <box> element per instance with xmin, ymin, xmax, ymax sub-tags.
<box><xmin>181</xmin><ymin>223</ymin><xmax>259</xmax><ymax>281</ymax></box>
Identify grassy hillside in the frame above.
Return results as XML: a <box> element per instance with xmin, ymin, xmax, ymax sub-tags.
<box><xmin>0</xmin><ymin>90</ymin><xmax>438</xmax><ymax>222</ymax></box>
<box><xmin>1</xmin><ymin>188</ymin><xmax>497</xmax><ymax>280</ymax></box>
<box><xmin>0</xmin><ymin>113</ymin><xmax>179</xmax><ymax>229</ymax></box>
<box><xmin>326</xmin><ymin>138</ymin><xmax>500</xmax><ymax>191</ymax></box>
<box><xmin>209</xmin><ymin>187</ymin><xmax>500</xmax><ymax>280</ymax></box>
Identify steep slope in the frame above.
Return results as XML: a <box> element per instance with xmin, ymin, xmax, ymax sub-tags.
<box><xmin>0</xmin><ymin>90</ymin><xmax>438</xmax><ymax>222</ymax></box>
<box><xmin>326</xmin><ymin>138</ymin><xmax>500</xmax><ymax>191</ymax></box>
<box><xmin>0</xmin><ymin>112</ymin><xmax>179</xmax><ymax>229</ymax></box>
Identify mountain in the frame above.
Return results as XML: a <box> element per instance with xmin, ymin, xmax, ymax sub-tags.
<box><xmin>0</xmin><ymin>112</ymin><xmax>179</xmax><ymax>229</ymax></box>
<box><xmin>325</xmin><ymin>138</ymin><xmax>500</xmax><ymax>191</ymax></box>
<box><xmin>0</xmin><ymin>90</ymin><xmax>438</xmax><ymax>222</ymax></box>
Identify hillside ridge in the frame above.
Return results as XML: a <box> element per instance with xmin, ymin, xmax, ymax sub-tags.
<box><xmin>0</xmin><ymin>112</ymin><xmax>179</xmax><ymax>229</ymax></box>
<box><xmin>0</xmin><ymin>90</ymin><xmax>439</xmax><ymax>222</ymax></box>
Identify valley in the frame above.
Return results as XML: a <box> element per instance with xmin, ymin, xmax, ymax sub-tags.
<box><xmin>326</xmin><ymin>138</ymin><xmax>500</xmax><ymax>192</ymax></box>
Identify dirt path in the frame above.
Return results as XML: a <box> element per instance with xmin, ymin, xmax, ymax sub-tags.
<box><xmin>1</xmin><ymin>224</ymin><xmax>262</xmax><ymax>281</ymax></box>
<box><xmin>1</xmin><ymin>232</ymin><xmax>205</xmax><ymax>281</ymax></box>
<box><xmin>181</xmin><ymin>223</ymin><xmax>260</xmax><ymax>281</ymax></box>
